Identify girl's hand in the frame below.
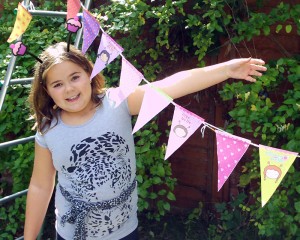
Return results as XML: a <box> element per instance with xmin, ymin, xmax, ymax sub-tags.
<box><xmin>226</xmin><ymin>58</ymin><xmax>267</xmax><ymax>82</ymax></box>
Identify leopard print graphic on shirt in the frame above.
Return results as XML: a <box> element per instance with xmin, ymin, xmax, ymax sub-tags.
<box><xmin>60</xmin><ymin>132</ymin><xmax>133</xmax><ymax>237</ymax></box>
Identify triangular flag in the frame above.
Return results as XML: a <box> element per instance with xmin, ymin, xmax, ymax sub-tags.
<box><xmin>132</xmin><ymin>86</ymin><xmax>172</xmax><ymax>134</ymax></box>
<box><xmin>7</xmin><ymin>3</ymin><xmax>32</xmax><ymax>43</ymax></box>
<box><xmin>216</xmin><ymin>130</ymin><xmax>251</xmax><ymax>191</ymax></box>
<box><xmin>67</xmin><ymin>0</ymin><xmax>81</xmax><ymax>20</ymax></box>
<box><xmin>259</xmin><ymin>145</ymin><xmax>298</xmax><ymax>207</ymax></box>
<box><xmin>91</xmin><ymin>32</ymin><xmax>123</xmax><ymax>79</ymax></box>
<box><xmin>82</xmin><ymin>9</ymin><xmax>100</xmax><ymax>54</ymax></box>
<box><xmin>165</xmin><ymin>104</ymin><xmax>205</xmax><ymax>160</ymax></box>
<box><xmin>108</xmin><ymin>58</ymin><xmax>143</xmax><ymax>107</ymax></box>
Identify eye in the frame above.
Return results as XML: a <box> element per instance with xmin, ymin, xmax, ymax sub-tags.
<box><xmin>72</xmin><ymin>75</ymin><xmax>80</xmax><ymax>81</ymax></box>
<box><xmin>53</xmin><ymin>83</ymin><xmax>62</xmax><ymax>88</ymax></box>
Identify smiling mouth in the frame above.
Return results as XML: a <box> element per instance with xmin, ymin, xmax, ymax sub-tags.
<box><xmin>66</xmin><ymin>94</ymin><xmax>80</xmax><ymax>102</ymax></box>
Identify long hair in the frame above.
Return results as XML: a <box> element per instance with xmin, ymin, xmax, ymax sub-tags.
<box><xmin>28</xmin><ymin>42</ymin><xmax>105</xmax><ymax>133</ymax></box>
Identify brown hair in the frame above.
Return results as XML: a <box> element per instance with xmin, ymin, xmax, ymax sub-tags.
<box><xmin>28</xmin><ymin>42</ymin><xmax>105</xmax><ymax>133</ymax></box>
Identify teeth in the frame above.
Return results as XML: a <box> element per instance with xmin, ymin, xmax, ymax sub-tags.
<box><xmin>68</xmin><ymin>95</ymin><xmax>78</xmax><ymax>100</ymax></box>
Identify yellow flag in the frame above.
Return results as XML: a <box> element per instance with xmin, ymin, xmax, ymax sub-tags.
<box><xmin>259</xmin><ymin>145</ymin><xmax>298</xmax><ymax>207</ymax></box>
<box><xmin>7</xmin><ymin>3</ymin><xmax>32</xmax><ymax>43</ymax></box>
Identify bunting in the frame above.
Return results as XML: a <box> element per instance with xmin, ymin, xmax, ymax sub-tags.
<box><xmin>76</xmin><ymin>6</ymin><xmax>300</xmax><ymax>202</ymax></box>
<box><xmin>165</xmin><ymin>104</ymin><xmax>204</xmax><ymax>160</ymax></box>
<box><xmin>90</xmin><ymin>32</ymin><xmax>124</xmax><ymax>79</ymax></box>
<box><xmin>6</xmin><ymin>4</ymin><xmax>300</xmax><ymax>208</ymax></box>
<box><xmin>259</xmin><ymin>145</ymin><xmax>298</xmax><ymax>207</ymax></box>
<box><xmin>82</xmin><ymin>9</ymin><xmax>100</xmax><ymax>54</ymax></box>
<box><xmin>132</xmin><ymin>86</ymin><xmax>173</xmax><ymax>134</ymax></box>
<box><xmin>108</xmin><ymin>57</ymin><xmax>144</xmax><ymax>108</ymax></box>
<box><xmin>67</xmin><ymin>0</ymin><xmax>81</xmax><ymax>20</ymax></box>
<box><xmin>216</xmin><ymin>130</ymin><xmax>251</xmax><ymax>191</ymax></box>
<box><xmin>7</xmin><ymin>3</ymin><xmax>32</xmax><ymax>43</ymax></box>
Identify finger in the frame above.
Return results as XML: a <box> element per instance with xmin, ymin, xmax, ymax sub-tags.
<box><xmin>245</xmin><ymin>75</ymin><xmax>256</xmax><ymax>82</ymax></box>
<box><xmin>251</xmin><ymin>64</ymin><xmax>267</xmax><ymax>72</ymax></box>
<box><xmin>249</xmin><ymin>70</ymin><xmax>263</xmax><ymax>77</ymax></box>
<box><xmin>250</xmin><ymin>58</ymin><xmax>265</xmax><ymax>65</ymax></box>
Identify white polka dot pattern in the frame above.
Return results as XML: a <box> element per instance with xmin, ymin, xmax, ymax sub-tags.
<box><xmin>216</xmin><ymin>130</ymin><xmax>251</xmax><ymax>191</ymax></box>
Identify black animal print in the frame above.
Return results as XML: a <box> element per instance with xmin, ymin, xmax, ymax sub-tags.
<box><xmin>60</xmin><ymin>132</ymin><xmax>134</xmax><ymax>237</ymax></box>
<box><xmin>61</xmin><ymin>132</ymin><xmax>132</xmax><ymax>199</ymax></box>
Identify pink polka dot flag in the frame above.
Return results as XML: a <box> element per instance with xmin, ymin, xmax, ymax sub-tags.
<box><xmin>82</xmin><ymin>9</ymin><xmax>100</xmax><ymax>54</ymax></box>
<box><xmin>216</xmin><ymin>130</ymin><xmax>251</xmax><ymax>191</ymax></box>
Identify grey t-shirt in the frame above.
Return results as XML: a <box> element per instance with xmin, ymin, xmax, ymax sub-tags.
<box><xmin>36</xmin><ymin>92</ymin><xmax>138</xmax><ymax>239</ymax></box>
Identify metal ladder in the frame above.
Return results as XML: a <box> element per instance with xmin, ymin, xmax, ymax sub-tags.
<box><xmin>0</xmin><ymin>1</ymin><xmax>92</xmax><ymax>239</ymax></box>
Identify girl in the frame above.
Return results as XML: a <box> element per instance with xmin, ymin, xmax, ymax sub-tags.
<box><xmin>24</xmin><ymin>42</ymin><xmax>266</xmax><ymax>240</ymax></box>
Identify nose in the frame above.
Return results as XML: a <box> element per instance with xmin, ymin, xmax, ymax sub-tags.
<box><xmin>65</xmin><ymin>82</ymin><xmax>75</xmax><ymax>93</ymax></box>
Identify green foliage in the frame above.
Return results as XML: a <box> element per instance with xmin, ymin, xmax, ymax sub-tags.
<box><xmin>218</xmin><ymin>57</ymin><xmax>300</xmax><ymax>239</ymax></box>
<box><xmin>208</xmin><ymin>193</ymin><xmax>260</xmax><ymax>240</ymax></box>
<box><xmin>0</xmin><ymin>1</ymin><xmax>67</xmax><ymax>238</ymax></box>
<box><xmin>135</xmin><ymin>120</ymin><xmax>177</xmax><ymax>220</ymax></box>
<box><xmin>0</xmin><ymin>86</ymin><xmax>35</xmax><ymax>238</ymax></box>
<box><xmin>231</xmin><ymin>3</ymin><xmax>300</xmax><ymax>42</ymax></box>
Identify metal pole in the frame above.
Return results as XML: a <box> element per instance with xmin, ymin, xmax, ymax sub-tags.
<box><xmin>0</xmin><ymin>0</ymin><xmax>31</xmax><ymax>112</ymax></box>
<box><xmin>0</xmin><ymin>77</ymin><xmax>33</xmax><ymax>86</ymax></box>
<box><xmin>0</xmin><ymin>136</ymin><xmax>35</xmax><ymax>150</ymax></box>
<box><xmin>0</xmin><ymin>56</ymin><xmax>17</xmax><ymax>111</ymax></box>
<box><xmin>0</xmin><ymin>189</ymin><xmax>28</xmax><ymax>205</ymax></box>
<box><xmin>29</xmin><ymin>10</ymin><xmax>67</xmax><ymax>17</ymax></box>
<box><xmin>8</xmin><ymin>78</ymin><xmax>33</xmax><ymax>85</ymax></box>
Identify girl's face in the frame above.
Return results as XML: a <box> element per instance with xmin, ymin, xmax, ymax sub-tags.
<box><xmin>45</xmin><ymin>60</ymin><xmax>93</xmax><ymax>115</ymax></box>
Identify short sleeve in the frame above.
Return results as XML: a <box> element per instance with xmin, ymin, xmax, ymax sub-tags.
<box><xmin>35</xmin><ymin>131</ymin><xmax>48</xmax><ymax>148</ymax></box>
<box><xmin>105</xmin><ymin>88</ymin><xmax>131</xmax><ymax>115</ymax></box>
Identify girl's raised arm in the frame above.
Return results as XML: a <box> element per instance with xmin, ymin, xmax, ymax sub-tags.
<box><xmin>128</xmin><ymin>58</ymin><xmax>267</xmax><ymax>115</ymax></box>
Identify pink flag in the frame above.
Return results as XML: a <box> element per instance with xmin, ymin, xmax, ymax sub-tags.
<box><xmin>108</xmin><ymin>58</ymin><xmax>143</xmax><ymax>107</ymax></box>
<box><xmin>165</xmin><ymin>105</ymin><xmax>205</xmax><ymax>160</ymax></box>
<box><xmin>67</xmin><ymin>0</ymin><xmax>81</xmax><ymax>20</ymax></box>
<box><xmin>132</xmin><ymin>86</ymin><xmax>172</xmax><ymax>134</ymax></box>
<box><xmin>82</xmin><ymin>9</ymin><xmax>100</xmax><ymax>54</ymax></box>
<box><xmin>91</xmin><ymin>32</ymin><xmax>123</xmax><ymax>79</ymax></box>
<box><xmin>216</xmin><ymin>130</ymin><xmax>251</xmax><ymax>191</ymax></box>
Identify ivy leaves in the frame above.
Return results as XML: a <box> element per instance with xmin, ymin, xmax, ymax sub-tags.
<box><xmin>219</xmin><ymin>57</ymin><xmax>300</xmax><ymax>238</ymax></box>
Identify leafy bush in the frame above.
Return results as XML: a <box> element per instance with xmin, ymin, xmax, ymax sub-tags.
<box><xmin>215</xmin><ymin>58</ymin><xmax>300</xmax><ymax>239</ymax></box>
<box><xmin>135</xmin><ymin>121</ymin><xmax>176</xmax><ymax>221</ymax></box>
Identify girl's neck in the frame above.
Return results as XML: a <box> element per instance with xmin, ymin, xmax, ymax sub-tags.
<box><xmin>60</xmin><ymin>103</ymin><xmax>98</xmax><ymax>126</ymax></box>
